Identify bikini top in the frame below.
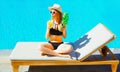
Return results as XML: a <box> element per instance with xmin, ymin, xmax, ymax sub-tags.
<box><xmin>47</xmin><ymin>20</ymin><xmax>63</xmax><ymax>35</ymax></box>
<box><xmin>50</xmin><ymin>28</ymin><xmax>63</xmax><ymax>35</ymax></box>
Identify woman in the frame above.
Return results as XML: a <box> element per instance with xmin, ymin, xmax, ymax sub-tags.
<box><xmin>39</xmin><ymin>4</ymin><xmax>73</xmax><ymax>58</ymax></box>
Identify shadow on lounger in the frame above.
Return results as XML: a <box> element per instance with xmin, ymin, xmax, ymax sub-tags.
<box><xmin>73</xmin><ymin>35</ymin><xmax>91</xmax><ymax>50</ymax></box>
<box><xmin>68</xmin><ymin>35</ymin><xmax>91</xmax><ymax>49</ymax></box>
<box><xmin>68</xmin><ymin>35</ymin><xmax>91</xmax><ymax>59</ymax></box>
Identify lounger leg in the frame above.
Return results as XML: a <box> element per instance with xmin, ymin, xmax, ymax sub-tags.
<box><xmin>99</xmin><ymin>46</ymin><xmax>108</xmax><ymax>59</ymax></box>
<box><xmin>111</xmin><ymin>64</ymin><xmax>118</xmax><ymax>72</ymax></box>
<box><xmin>12</xmin><ymin>64</ymin><xmax>19</xmax><ymax>72</ymax></box>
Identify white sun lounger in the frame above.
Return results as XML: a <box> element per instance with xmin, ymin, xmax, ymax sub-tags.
<box><xmin>9</xmin><ymin>23</ymin><xmax>119</xmax><ymax>72</ymax></box>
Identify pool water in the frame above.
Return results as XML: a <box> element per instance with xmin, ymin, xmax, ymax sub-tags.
<box><xmin>0</xmin><ymin>0</ymin><xmax>120</xmax><ymax>49</ymax></box>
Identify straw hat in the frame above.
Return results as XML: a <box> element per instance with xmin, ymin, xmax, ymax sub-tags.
<box><xmin>48</xmin><ymin>4</ymin><xmax>62</xmax><ymax>13</ymax></box>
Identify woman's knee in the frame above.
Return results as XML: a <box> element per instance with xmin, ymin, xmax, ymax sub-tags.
<box><xmin>65</xmin><ymin>44</ymin><xmax>73</xmax><ymax>52</ymax></box>
<box><xmin>39</xmin><ymin>43</ymin><xmax>46</xmax><ymax>51</ymax></box>
<box><xmin>57</xmin><ymin>44</ymin><xmax>73</xmax><ymax>53</ymax></box>
<box><xmin>39</xmin><ymin>43</ymin><xmax>54</xmax><ymax>51</ymax></box>
<box><xmin>39</xmin><ymin>46</ymin><xmax>44</xmax><ymax>52</ymax></box>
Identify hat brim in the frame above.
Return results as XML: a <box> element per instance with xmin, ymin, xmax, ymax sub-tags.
<box><xmin>48</xmin><ymin>7</ymin><xmax>62</xmax><ymax>13</ymax></box>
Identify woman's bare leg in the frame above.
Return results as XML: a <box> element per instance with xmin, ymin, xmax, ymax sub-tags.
<box><xmin>55</xmin><ymin>43</ymin><xmax>73</xmax><ymax>54</ymax></box>
<box><xmin>54</xmin><ymin>44</ymin><xmax>73</xmax><ymax>58</ymax></box>
<box><xmin>39</xmin><ymin>43</ymin><xmax>54</xmax><ymax>55</ymax></box>
<box><xmin>39</xmin><ymin>43</ymin><xmax>71</xmax><ymax>58</ymax></box>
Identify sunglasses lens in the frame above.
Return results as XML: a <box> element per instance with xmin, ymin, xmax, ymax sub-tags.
<box><xmin>50</xmin><ymin>11</ymin><xmax>55</xmax><ymax>14</ymax></box>
<box><xmin>53</xmin><ymin>12</ymin><xmax>55</xmax><ymax>14</ymax></box>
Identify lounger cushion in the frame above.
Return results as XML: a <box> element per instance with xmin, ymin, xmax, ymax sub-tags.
<box><xmin>73</xmin><ymin>23</ymin><xmax>115</xmax><ymax>61</ymax></box>
<box><xmin>9</xmin><ymin>42</ymin><xmax>76</xmax><ymax>60</ymax></box>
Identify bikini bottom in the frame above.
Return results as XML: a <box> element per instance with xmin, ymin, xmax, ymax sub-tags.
<box><xmin>49</xmin><ymin>41</ymin><xmax>63</xmax><ymax>50</ymax></box>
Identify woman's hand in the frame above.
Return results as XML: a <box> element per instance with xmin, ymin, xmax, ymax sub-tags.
<box><xmin>62</xmin><ymin>26</ymin><xmax>67</xmax><ymax>38</ymax></box>
<box><xmin>46</xmin><ymin>20</ymin><xmax>52</xmax><ymax>39</ymax></box>
<box><xmin>47</xmin><ymin>20</ymin><xmax>53</xmax><ymax>29</ymax></box>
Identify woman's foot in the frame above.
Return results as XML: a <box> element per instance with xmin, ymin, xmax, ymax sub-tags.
<box><xmin>41</xmin><ymin>52</ymin><xmax>71</xmax><ymax>58</ymax></box>
<box><xmin>58</xmin><ymin>54</ymin><xmax>71</xmax><ymax>58</ymax></box>
<box><xmin>40</xmin><ymin>52</ymin><xmax>47</xmax><ymax>56</ymax></box>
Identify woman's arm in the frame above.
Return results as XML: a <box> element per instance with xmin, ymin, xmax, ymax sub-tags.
<box><xmin>45</xmin><ymin>28</ymin><xmax>50</xmax><ymax>39</ymax></box>
<box><xmin>62</xmin><ymin>26</ymin><xmax>67</xmax><ymax>38</ymax></box>
<box><xmin>46</xmin><ymin>21</ymin><xmax>51</xmax><ymax>39</ymax></box>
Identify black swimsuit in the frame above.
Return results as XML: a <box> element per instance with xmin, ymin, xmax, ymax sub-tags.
<box><xmin>49</xmin><ymin>41</ymin><xmax>63</xmax><ymax>50</ymax></box>
<box><xmin>49</xmin><ymin>28</ymin><xmax>63</xmax><ymax>50</ymax></box>
<box><xmin>49</xmin><ymin>28</ymin><xmax>63</xmax><ymax>35</ymax></box>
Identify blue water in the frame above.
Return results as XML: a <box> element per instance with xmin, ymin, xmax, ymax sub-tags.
<box><xmin>0</xmin><ymin>0</ymin><xmax>120</xmax><ymax>50</ymax></box>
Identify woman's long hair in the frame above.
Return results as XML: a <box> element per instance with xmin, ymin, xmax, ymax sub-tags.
<box><xmin>52</xmin><ymin>9</ymin><xmax>62</xmax><ymax>24</ymax></box>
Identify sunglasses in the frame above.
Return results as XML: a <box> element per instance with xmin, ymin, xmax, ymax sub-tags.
<box><xmin>50</xmin><ymin>11</ymin><xmax>56</xmax><ymax>14</ymax></box>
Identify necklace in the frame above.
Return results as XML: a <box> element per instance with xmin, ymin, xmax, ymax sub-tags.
<box><xmin>53</xmin><ymin>21</ymin><xmax>59</xmax><ymax>30</ymax></box>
